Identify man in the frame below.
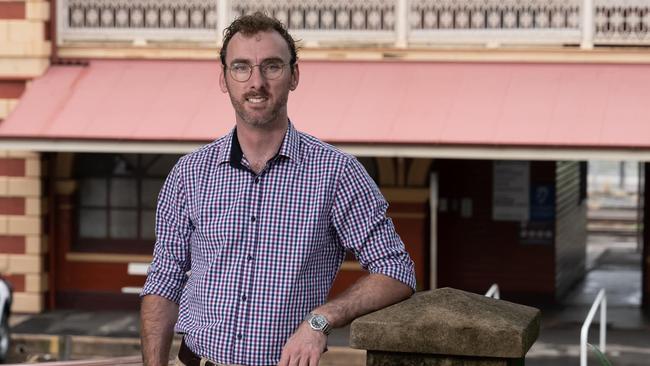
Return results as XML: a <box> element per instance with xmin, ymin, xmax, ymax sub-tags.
<box><xmin>141</xmin><ymin>12</ymin><xmax>416</xmax><ymax>366</ymax></box>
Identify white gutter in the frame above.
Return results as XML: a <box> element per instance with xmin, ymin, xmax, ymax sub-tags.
<box><xmin>2</xmin><ymin>138</ymin><xmax>650</xmax><ymax>162</ymax></box>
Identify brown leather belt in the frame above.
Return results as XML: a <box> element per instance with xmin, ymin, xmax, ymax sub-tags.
<box><xmin>178</xmin><ymin>338</ymin><xmax>218</xmax><ymax>366</ymax></box>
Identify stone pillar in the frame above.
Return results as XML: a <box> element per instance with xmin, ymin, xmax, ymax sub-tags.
<box><xmin>350</xmin><ymin>287</ymin><xmax>540</xmax><ymax>366</ymax></box>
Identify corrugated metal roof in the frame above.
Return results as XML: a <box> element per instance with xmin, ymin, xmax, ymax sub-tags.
<box><xmin>2</xmin><ymin>59</ymin><xmax>650</xmax><ymax>149</ymax></box>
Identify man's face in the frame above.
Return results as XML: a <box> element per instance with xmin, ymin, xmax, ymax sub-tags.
<box><xmin>219</xmin><ymin>30</ymin><xmax>299</xmax><ymax>129</ymax></box>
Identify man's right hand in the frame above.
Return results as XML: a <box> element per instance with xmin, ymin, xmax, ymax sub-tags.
<box><xmin>140</xmin><ymin>294</ymin><xmax>179</xmax><ymax>366</ymax></box>
<box><xmin>278</xmin><ymin>321</ymin><xmax>327</xmax><ymax>366</ymax></box>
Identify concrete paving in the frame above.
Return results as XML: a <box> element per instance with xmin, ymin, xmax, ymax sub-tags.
<box><xmin>6</xmin><ymin>234</ymin><xmax>649</xmax><ymax>365</ymax></box>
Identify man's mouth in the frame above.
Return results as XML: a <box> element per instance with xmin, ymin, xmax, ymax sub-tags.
<box><xmin>246</xmin><ymin>95</ymin><xmax>268</xmax><ymax>104</ymax></box>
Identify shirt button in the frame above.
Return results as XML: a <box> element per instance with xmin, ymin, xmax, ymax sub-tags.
<box><xmin>237</xmin><ymin>334</ymin><xmax>243</xmax><ymax>340</ymax></box>
<box><xmin>251</xmin><ymin>216</ymin><xmax>256</xmax><ymax>222</ymax></box>
<box><xmin>254</xmin><ymin>177</ymin><xmax>260</xmax><ymax>184</ymax></box>
<box><xmin>241</xmin><ymin>295</ymin><xmax>247</xmax><ymax>302</ymax></box>
<box><xmin>247</xmin><ymin>255</ymin><xmax>254</xmax><ymax>261</ymax></box>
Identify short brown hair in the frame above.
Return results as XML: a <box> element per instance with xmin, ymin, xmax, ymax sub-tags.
<box><xmin>220</xmin><ymin>12</ymin><xmax>298</xmax><ymax>68</ymax></box>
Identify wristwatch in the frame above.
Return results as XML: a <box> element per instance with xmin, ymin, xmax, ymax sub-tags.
<box><xmin>305</xmin><ymin>313</ymin><xmax>332</xmax><ymax>335</ymax></box>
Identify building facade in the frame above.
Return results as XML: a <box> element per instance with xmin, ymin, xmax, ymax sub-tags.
<box><xmin>1</xmin><ymin>0</ymin><xmax>650</xmax><ymax>313</ymax></box>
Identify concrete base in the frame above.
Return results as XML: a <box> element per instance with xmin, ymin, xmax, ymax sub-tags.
<box><xmin>367</xmin><ymin>351</ymin><xmax>525</xmax><ymax>366</ymax></box>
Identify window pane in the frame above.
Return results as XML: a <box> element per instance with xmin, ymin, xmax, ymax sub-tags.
<box><xmin>75</xmin><ymin>154</ymin><xmax>115</xmax><ymax>177</ymax></box>
<box><xmin>79</xmin><ymin>209</ymin><xmax>107</xmax><ymax>238</ymax></box>
<box><xmin>141</xmin><ymin>209</ymin><xmax>156</xmax><ymax>240</ymax></box>
<box><xmin>147</xmin><ymin>155</ymin><xmax>181</xmax><ymax>176</ymax></box>
<box><xmin>80</xmin><ymin>178</ymin><xmax>107</xmax><ymax>207</ymax></box>
<box><xmin>141</xmin><ymin>179</ymin><xmax>164</xmax><ymax>208</ymax></box>
<box><xmin>110</xmin><ymin>178</ymin><xmax>137</xmax><ymax>207</ymax></box>
<box><xmin>110</xmin><ymin>209</ymin><xmax>137</xmax><ymax>238</ymax></box>
<box><xmin>113</xmin><ymin>154</ymin><xmax>138</xmax><ymax>175</ymax></box>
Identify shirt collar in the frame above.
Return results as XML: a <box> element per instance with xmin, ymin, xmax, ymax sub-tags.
<box><xmin>216</xmin><ymin>121</ymin><xmax>302</xmax><ymax>169</ymax></box>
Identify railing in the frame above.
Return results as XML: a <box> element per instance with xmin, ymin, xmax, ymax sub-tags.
<box><xmin>580</xmin><ymin>288</ymin><xmax>607</xmax><ymax>366</ymax></box>
<box><xmin>57</xmin><ymin>0</ymin><xmax>650</xmax><ymax>48</ymax></box>
<box><xmin>484</xmin><ymin>283</ymin><xmax>500</xmax><ymax>299</ymax></box>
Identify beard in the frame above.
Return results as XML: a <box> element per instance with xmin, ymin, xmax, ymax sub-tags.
<box><xmin>226</xmin><ymin>81</ymin><xmax>290</xmax><ymax>128</ymax></box>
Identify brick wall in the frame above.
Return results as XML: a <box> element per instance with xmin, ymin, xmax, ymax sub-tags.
<box><xmin>436</xmin><ymin>159</ymin><xmax>556</xmax><ymax>304</ymax></box>
<box><xmin>0</xmin><ymin>151</ymin><xmax>46</xmax><ymax>313</ymax></box>
<box><xmin>0</xmin><ymin>0</ymin><xmax>50</xmax><ymax>120</ymax></box>
<box><xmin>0</xmin><ymin>0</ymin><xmax>51</xmax><ymax>313</ymax></box>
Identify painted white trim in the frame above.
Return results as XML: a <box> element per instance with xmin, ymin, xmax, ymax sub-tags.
<box><xmin>127</xmin><ymin>263</ymin><xmax>150</xmax><ymax>276</ymax></box>
<box><xmin>2</xmin><ymin>139</ymin><xmax>650</xmax><ymax>161</ymax></box>
<box><xmin>121</xmin><ymin>287</ymin><xmax>143</xmax><ymax>294</ymax></box>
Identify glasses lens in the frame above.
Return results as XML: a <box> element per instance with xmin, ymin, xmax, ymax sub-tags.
<box><xmin>261</xmin><ymin>63</ymin><xmax>285</xmax><ymax>80</ymax></box>
<box><xmin>230</xmin><ymin>63</ymin><xmax>252</xmax><ymax>82</ymax></box>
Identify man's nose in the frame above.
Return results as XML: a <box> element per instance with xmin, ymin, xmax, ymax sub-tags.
<box><xmin>248</xmin><ymin>66</ymin><xmax>266</xmax><ymax>88</ymax></box>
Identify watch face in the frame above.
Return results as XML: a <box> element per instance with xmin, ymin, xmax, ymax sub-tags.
<box><xmin>310</xmin><ymin>315</ymin><xmax>326</xmax><ymax>330</ymax></box>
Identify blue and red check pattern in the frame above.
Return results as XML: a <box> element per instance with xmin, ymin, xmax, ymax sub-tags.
<box><xmin>142</xmin><ymin>122</ymin><xmax>416</xmax><ymax>366</ymax></box>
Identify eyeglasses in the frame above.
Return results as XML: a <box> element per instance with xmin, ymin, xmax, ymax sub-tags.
<box><xmin>228</xmin><ymin>61</ymin><xmax>289</xmax><ymax>82</ymax></box>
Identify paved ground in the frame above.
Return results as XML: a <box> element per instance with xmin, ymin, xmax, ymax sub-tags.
<box><xmin>6</xmin><ymin>234</ymin><xmax>649</xmax><ymax>365</ymax></box>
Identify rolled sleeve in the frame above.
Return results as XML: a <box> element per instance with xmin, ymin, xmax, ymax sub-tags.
<box><xmin>141</xmin><ymin>162</ymin><xmax>192</xmax><ymax>303</ymax></box>
<box><xmin>331</xmin><ymin>158</ymin><xmax>417</xmax><ymax>291</ymax></box>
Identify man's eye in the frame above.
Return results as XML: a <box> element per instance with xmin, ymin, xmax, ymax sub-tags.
<box><xmin>264</xmin><ymin>63</ymin><xmax>283</xmax><ymax>72</ymax></box>
<box><xmin>231</xmin><ymin>64</ymin><xmax>250</xmax><ymax>73</ymax></box>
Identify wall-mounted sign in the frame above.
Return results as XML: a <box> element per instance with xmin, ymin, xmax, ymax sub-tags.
<box><xmin>492</xmin><ymin>161</ymin><xmax>530</xmax><ymax>221</ymax></box>
<box><xmin>530</xmin><ymin>184</ymin><xmax>555</xmax><ymax>221</ymax></box>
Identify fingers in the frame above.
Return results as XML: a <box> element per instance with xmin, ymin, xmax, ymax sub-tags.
<box><xmin>308</xmin><ymin>353</ymin><xmax>320</xmax><ymax>366</ymax></box>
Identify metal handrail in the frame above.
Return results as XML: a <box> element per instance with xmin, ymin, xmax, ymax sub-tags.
<box><xmin>484</xmin><ymin>284</ymin><xmax>500</xmax><ymax>299</ymax></box>
<box><xmin>580</xmin><ymin>288</ymin><xmax>607</xmax><ymax>366</ymax></box>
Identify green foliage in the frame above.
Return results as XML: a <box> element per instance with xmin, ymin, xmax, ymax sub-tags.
<box><xmin>588</xmin><ymin>343</ymin><xmax>612</xmax><ymax>366</ymax></box>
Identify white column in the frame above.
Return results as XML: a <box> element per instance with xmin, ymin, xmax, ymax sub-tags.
<box><xmin>217</xmin><ymin>0</ymin><xmax>231</xmax><ymax>46</ymax></box>
<box><xmin>395</xmin><ymin>0</ymin><xmax>408</xmax><ymax>48</ymax></box>
<box><xmin>581</xmin><ymin>0</ymin><xmax>594</xmax><ymax>49</ymax></box>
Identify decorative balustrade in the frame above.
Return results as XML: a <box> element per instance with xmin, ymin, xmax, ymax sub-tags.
<box><xmin>595</xmin><ymin>0</ymin><xmax>650</xmax><ymax>45</ymax></box>
<box><xmin>408</xmin><ymin>0</ymin><xmax>582</xmax><ymax>46</ymax></box>
<box><xmin>56</xmin><ymin>0</ymin><xmax>650</xmax><ymax>48</ymax></box>
<box><xmin>59</xmin><ymin>0</ymin><xmax>221</xmax><ymax>44</ymax></box>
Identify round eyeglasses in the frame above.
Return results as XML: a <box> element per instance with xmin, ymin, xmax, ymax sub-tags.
<box><xmin>228</xmin><ymin>61</ymin><xmax>289</xmax><ymax>82</ymax></box>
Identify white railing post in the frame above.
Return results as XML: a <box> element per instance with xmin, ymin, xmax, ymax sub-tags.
<box><xmin>485</xmin><ymin>283</ymin><xmax>500</xmax><ymax>300</ymax></box>
<box><xmin>217</xmin><ymin>0</ymin><xmax>231</xmax><ymax>46</ymax></box>
<box><xmin>580</xmin><ymin>289</ymin><xmax>607</xmax><ymax>366</ymax></box>
<box><xmin>57</xmin><ymin>0</ymin><xmax>68</xmax><ymax>46</ymax></box>
<box><xmin>581</xmin><ymin>0</ymin><xmax>594</xmax><ymax>49</ymax></box>
<box><xmin>395</xmin><ymin>0</ymin><xmax>408</xmax><ymax>48</ymax></box>
<box><xmin>600</xmin><ymin>292</ymin><xmax>606</xmax><ymax>353</ymax></box>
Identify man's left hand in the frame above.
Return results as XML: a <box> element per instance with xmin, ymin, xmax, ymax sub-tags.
<box><xmin>278</xmin><ymin>321</ymin><xmax>327</xmax><ymax>366</ymax></box>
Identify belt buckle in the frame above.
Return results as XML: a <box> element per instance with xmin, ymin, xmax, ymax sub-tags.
<box><xmin>199</xmin><ymin>358</ymin><xmax>215</xmax><ymax>366</ymax></box>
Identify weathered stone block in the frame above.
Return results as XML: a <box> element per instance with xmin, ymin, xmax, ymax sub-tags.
<box><xmin>350</xmin><ymin>288</ymin><xmax>540</xmax><ymax>360</ymax></box>
<box><xmin>367</xmin><ymin>351</ymin><xmax>524</xmax><ymax>366</ymax></box>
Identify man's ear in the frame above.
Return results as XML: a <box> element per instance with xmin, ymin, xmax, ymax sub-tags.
<box><xmin>219</xmin><ymin>68</ymin><xmax>228</xmax><ymax>93</ymax></box>
<box><xmin>290</xmin><ymin>63</ymin><xmax>300</xmax><ymax>91</ymax></box>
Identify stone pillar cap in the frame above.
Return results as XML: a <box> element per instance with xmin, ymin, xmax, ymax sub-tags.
<box><xmin>350</xmin><ymin>287</ymin><xmax>540</xmax><ymax>358</ymax></box>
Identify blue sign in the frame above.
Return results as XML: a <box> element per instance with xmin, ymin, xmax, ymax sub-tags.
<box><xmin>530</xmin><ymin>184</ymin><xmax>555</xmax><ymax>221</ymax></box>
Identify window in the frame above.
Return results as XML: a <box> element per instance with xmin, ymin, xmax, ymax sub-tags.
<box><xmin>74</xmin><ymin>153</ymin><xmax>181</xmax><ymax>253</ymax></box>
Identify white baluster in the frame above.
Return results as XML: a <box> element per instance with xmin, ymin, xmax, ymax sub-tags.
<box><xmin>581</xmin><ymin>0</ymin><xmax>594</xmax><ymax>49</ymax></box>
<box><xmin>395</xmin><ymin>0</ymin><xmax>408</xmax><ymax>47</ymax></box>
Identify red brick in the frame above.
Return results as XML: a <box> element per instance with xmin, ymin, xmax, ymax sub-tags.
<box><xmin>0</xmin><ymin>158</ymin><xmax>25</xmax><ymax>176</ymax></box>
<box><xmin>0</xmin><ymin>236</ymin><xmax>26</xmax><ymax>254</ymax></box>
<box><xmin>0</xmin><ymin>197</ymin><xmax>25</xmax><ymax>215</ymax></box>
<box><xmin>0</xmin><ymin>81</ymin><xmax>26</xmax><ymax>99</ymax></box>
<box><xmin>0</xmin><ymin>2</ymin><xmax>25</xmax><ymax>19</ymax></box>
<box><xmin>2</xmin><ymin>274</ymin><xmax>25</xmax><ymax>292</ymax></box>
<box><xmin>44</xmin><ymin>20</ymin><xmax>51</xmax><ymax>41</ymax></box>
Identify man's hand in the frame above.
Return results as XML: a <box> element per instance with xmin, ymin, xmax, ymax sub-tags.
<box><xmin>278</xmin><ymin>321</ymin><xmax>327</xmax><ymax>366</ymax></box>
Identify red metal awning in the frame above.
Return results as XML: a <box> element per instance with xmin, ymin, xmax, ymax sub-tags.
<box><xmin>1</xmin><ymin>59</ymin><xmax>650</xmax><ymax>154</ymax></box>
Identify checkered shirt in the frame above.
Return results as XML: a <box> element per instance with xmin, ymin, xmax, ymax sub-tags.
<box><xmin>142</xmin><ymin>122</ymin><xmax>416</xmax><ymax>366</ymax></box>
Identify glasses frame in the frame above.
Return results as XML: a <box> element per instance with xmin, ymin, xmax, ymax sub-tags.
<box><xmin>227</xmin><ymin>61</ymin><xmax>291</xmax><ymax>82</ymax></box>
